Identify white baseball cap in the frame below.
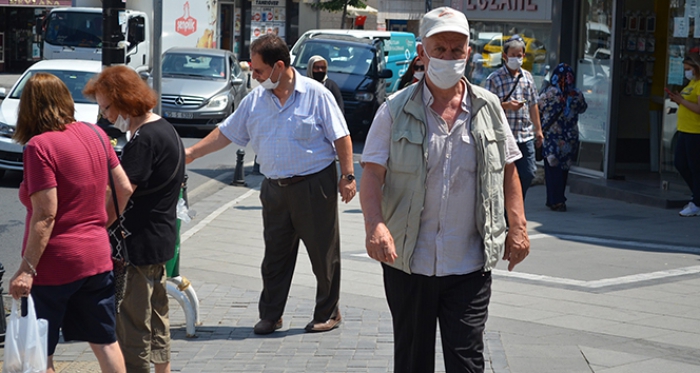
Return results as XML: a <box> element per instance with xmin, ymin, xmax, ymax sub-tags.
<box><xmin>420</xmin><ymin>7</ymin><xmax>470</xmax><ymax>40</ymax></box>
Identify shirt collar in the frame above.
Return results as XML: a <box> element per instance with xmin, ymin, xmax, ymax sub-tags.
<box><xmin>421</xmin><ymin>79</ymin><xmax>471</xmax><ymax>112</ymax></box>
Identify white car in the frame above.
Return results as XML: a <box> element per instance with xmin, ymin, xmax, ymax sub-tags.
<box><xmin>0</xmin><ymin>59</ymin><xmax>104</xmax><ymax>180</ymax></box>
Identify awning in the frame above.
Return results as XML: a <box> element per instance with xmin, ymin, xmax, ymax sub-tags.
<box><xmin>347</xmin><ymin>5</ymin><xmax>378</xmax><ymax>17</ymax></box>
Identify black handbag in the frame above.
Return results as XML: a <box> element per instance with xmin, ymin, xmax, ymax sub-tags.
<box><xmin>84</xmin><ymin>122</ymin><xmax>130</xmax><ymax>312</ymax></box>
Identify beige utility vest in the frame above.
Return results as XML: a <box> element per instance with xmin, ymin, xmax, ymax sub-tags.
<box><xmin>382</xmin><ymin>79</ymin><xmax>510</xmax><ymax>274</ymax></box>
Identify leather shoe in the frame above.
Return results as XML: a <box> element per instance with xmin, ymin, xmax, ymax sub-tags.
<box><xmin>253</xmin><ymin>318</ymin><xmax>282</xmax><ymax>335</ymax></box>
<box><xmin>304</xmin><ymin>311</ymin><xmax>341</xmax><ymax>333</ymax></box>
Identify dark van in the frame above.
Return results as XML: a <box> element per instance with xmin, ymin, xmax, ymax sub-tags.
<box><xmin>292</xmin><ymin>35</ymin><xmax>392</xmax><ymax>136</ymax></box>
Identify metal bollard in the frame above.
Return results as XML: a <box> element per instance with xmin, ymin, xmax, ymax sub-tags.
<box><xmin>231</xmin><ymin>149</ymin><xmax>247</xmax><ymax>186</ymax></box>
<box><xmin>0</xmin><ymin>262</ymin><xmax>5</xmax><ymax>343</ymax></box>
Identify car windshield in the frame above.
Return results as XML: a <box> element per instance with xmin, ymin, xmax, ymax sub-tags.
<box><xmin>44</xmin><ymin>11</ymin><xmax>102</xmax><ymax>48</ymax></box>
<box><xmin>293</xmin><ymin>41</ymin><xmax>375</xmax><ymax>76</ymax></box>
<box><xmin>162</xmin><ymin>53</ymin><xmax>227</xmax><ymax>80</ymax></box>
<box><xmin>10</xmin><ymin>69</ymin><xmax>96</xmax><ymax>104</ymax></box>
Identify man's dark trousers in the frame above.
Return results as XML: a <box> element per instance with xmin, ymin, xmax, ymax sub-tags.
<box><xmin>383</xmin><ymin>264</ymin><xmax>492</xmax><ymax>373</ymax></box>
<box><xmin>259</xmin><ymin>163</ymin><xmax>341</xmax><ymax>322</ymax></box>
<box><xmin>515</xmin><ymin>139</ymin><xmax>536</xmax><ymax>198</ymax></box>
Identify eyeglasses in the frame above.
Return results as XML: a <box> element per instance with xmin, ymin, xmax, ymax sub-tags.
<box><xmin>414</xmin><ymin>65</ymin><xmax>425</xmax><ymax>71</ymax></box>
<box><xmin>100</xmin><ymin>103</ymin><xmax>112</xmax><ymax>115</ymax></box>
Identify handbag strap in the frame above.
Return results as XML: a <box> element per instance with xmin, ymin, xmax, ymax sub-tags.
<box><xmin>502</xmin><ymin>71</ymin><xmax>523</xmax><ymax>102</ymax></box>
<box><xmin>131</xmin><ymin>124</ymin><xmax>183</xmax><ymax>198</ymax></box>
<box><xmin>83</xmin><ymin>122</ymin><xmax>130</xmax><ymax>263</ymax></box>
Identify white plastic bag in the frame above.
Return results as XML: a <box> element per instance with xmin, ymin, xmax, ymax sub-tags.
<box><xmin>3</xmin><ymin>295</ymin><xmax>48</xmax><ymax>373</ymax></box>
<box><xmin>176</xmin><ymin>197</ymin><xmax>194</xmax><ymax>223</ymax></box>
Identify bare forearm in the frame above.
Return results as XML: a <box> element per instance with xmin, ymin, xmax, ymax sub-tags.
<box><xmin>681</xmin><ymin>98</ymin><xmax>700</xmax><ymax>115</ymax></box>
<box><xmin>334</xmin><ymin>135</ymin><xmax>354</xmax><ymax>175</ymax></box>
<box><xmin>24</xmin><ymin>190</ymin><xmax>58</xmax><ymax>270</ymax></box>
<box><xmin>504</xmin><ymin>163</ymin><xmax>526</xmax><ymax>228</ymax></box>
<box><xmin>360</xmin><ymin>164</ymin><xmax>386</xmax><ymax>228</ymax></box>
<box><xmin>106</xmin><ymin>165</ymin><xmax>134</xmax><ymax>226</ymax></box>
<box><xmin>186</xmin><ymin>127</ymin><xmax>233</xmax><ymax>162</ymax></box>
<box><xmin>530</xmin><ymin>104</ymin><xmax>542</xmax><ymax>133</ymax></box>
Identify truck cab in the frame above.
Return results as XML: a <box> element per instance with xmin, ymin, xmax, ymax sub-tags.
<box><xmin>43</xmin><ymin>7</ymin><xmax>151</xmax><ymax>73</ymax></box>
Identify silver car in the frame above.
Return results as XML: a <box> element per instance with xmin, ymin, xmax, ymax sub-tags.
<box><xmin>157</xmin><ymin>48</ymin><xmax>249</xmax><ymax>133</ymax></box>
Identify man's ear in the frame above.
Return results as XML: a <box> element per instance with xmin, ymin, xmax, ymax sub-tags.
<box><xmin>417</xmin><ymin>43</ymin><xmax>425</xmax><ymax>61</ymax></box>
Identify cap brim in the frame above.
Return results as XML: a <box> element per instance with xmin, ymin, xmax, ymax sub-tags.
<box><xmin>424</xmin><ymin>26</ymin><xmax>470</xmax><ymax>39</ymax></box>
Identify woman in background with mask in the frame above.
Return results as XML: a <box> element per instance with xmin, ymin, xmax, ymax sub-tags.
<box><xmin>84</xmin><ymin>65</ymin><xmax>185</xmax><ymax>373</ymax></box>
<box><xmin>667</xmin><ymin>53</ymin><xmax>700</xmax><ymax>217</ymax></box>
<box><xmin>398</xmin><ymin>56</ymin><xmax>425</xmax><ymax>90</ymax></box>
<box><xmin>307</xmin><ymin>55</ymin><xmax>344</xmax><ymax>114</ymax></box>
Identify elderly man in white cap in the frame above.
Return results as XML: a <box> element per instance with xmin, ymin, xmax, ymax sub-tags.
<box><xmin>359</xmin><ymin>6</ymin><xmax>530</xmax><ymax>372</ymax></box>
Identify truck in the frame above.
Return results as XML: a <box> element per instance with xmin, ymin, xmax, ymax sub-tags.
<box><xmin>42</xmin><ymin>0</ymin><xmax>220</xmax><ymax>72</ymax></box>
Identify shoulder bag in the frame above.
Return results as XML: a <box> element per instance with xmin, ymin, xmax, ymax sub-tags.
<box><xmin>83</xmin><ymin>122</ymin><xmax>130</xmax><ymax>312</ymax></box>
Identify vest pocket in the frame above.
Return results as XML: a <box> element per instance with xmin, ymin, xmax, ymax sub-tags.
<box><xmin>482</xmin><ymin>129</ymin><xmax>505</xmax><ymax>172</ymax></box>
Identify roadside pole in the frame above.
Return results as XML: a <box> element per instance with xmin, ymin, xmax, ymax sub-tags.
<box><xmin>153</xmin><ymin>0</ymin><xmax>163</xmax><ymax>115</ymax></box>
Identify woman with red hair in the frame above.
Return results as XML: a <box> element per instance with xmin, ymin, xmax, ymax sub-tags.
<box><xmin>84</xmin><ymin>65</ymin><xmax>185</xmax><ymax>373</ymax></box>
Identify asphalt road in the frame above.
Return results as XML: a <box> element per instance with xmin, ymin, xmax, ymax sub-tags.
<box><xmin>0</xmin><ymin>135</ymin><xmax>255</xmax><ymax>284</ymax></box>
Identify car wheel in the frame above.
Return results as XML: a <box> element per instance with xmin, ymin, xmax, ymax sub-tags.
<box><xmin>0</xmin><ymin>169</ymin><xmax>5</xmax><ymax>180</ymax></box>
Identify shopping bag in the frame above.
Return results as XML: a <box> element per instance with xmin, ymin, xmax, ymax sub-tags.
<box><xmin>3</xmin><ymin>296</ymin><xmax>48</xmax><ymax>373</ymax></box>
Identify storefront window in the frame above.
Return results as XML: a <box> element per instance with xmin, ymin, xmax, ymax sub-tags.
<box><xmin>466</xmin><ymin>21</ymin><xmax>552</xmax><ymax>89</ymax></box>
<box><xmin>661</xmin><ymin>0</ymin><xmax>696</xmax><ymax>173</ymax></box>
<box><xmin>573</xmin><ymin>0</ymin><xmax>613</xmax><ymax>174</ymax></box>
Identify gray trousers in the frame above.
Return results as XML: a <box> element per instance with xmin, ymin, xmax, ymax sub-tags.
<box><xmin>258</xmin><ymin>163</ymin><xmax>341</xmax><ymax>322</ymax></box>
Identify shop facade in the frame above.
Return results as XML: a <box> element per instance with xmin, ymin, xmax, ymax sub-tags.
<box><xmin>454</xmin><ymin>0</ymin><xmax>688</xmax><ymax>181</ymax></box>
<box><xmin>0</xmin><ymin>0</ymin><xmax>71</xmax><ymax>73</ymax></box>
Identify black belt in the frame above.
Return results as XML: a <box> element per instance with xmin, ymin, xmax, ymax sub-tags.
<box><xmin>268</xmin><ymin>175</ymin><xmax>306</xmax><ymax>187</ymax></box>
<box><xmin>267</xmin><ymin>163</ymin><xmax>335</xmax><ymax>187</ymax></box>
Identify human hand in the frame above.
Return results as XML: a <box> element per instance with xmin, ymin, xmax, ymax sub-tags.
<box><xmin>9</xmin><ymin>270</ymin><xmax>34</xmax><ymax>300</ymax></box>
<box><xmin>667</xmin><ymin>90</ymin><xmax>684</xmax><ymax>105</ymax></box>
<box><xmin>365</xmin><ymin>222</ymin><xmax>397</xmax><ymax>264</ymax></box>
<box><xmin>339</xmin><ymin>178</ymin><xmax>356</xmax><ymax>203</ymax></box>
<box><xmin>185</xmin><ymin>148</ymin><xmax>195</xmax><ymax>164</ymax></box>
<box><xmin>535</xmin><ymin>129</ymin><xmax>544</xmax><ymax>148</ymax></box>
<box><xmin>504</xmin><ymin>100</ymin><xmax>525</xmax><ymax>111</ymax></box>
<box><xmin>503</xmin><ymin>225</ymin><xmax>530</xmax><ymax>271</ymax></box>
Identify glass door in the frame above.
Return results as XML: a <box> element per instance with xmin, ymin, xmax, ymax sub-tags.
<box><xmin>661</xmin><ymin>0</ymin><xmax>696</xmax><ymax>173</ymax></box>
<box><xmin>573</xmin><ymin>0</ymin><xmax>614</xmax><ymax>175</ymax></box>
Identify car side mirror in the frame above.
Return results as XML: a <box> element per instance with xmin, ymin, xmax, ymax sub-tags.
<box><xmin>0</xmin><ymin>88</ymin><xmax>6</xmax><ymax>100</ymax></box>
<box><xmin>139</xmin><ymin>71</ymin><xmax>151</xmax><ymax>81</ymax></box>
<box><xmin>231</xmin><ymin>77</ymin><xmax>244</xmax><ymax>86</ymax></box>
<box><xmin>378</xmin><ymin>69</ymin><xmax>393</xmax><ymax>79</ymax></box>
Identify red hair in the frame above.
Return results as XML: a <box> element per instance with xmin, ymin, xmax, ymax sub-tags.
<box><xmin>83</xmin><ymin>65</ymin><xmax>156</xmax><ymax>117</ymax></box>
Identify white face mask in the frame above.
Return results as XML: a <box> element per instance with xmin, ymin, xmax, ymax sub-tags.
<box><xmin>506</xmin><ymin>57</ymin><xmax>524</xmax><ymax>71</ymax></box>
<box><xmin>413</xmin><ymin>71</ymin><xmax>424</xmax><ymax>80</ymax></box>
<box><xmin>260</xmin><ymin>63</ymin><xmax>280</xmax><ymax>90</ymax></box>
<box><xmin>114</xmin><ymin>115</ymin><xmax>130</xmax><ymax>133</ymax></box>
<box><xmin>685</xmin><ymin>69</ymin><xmax>696</xmax><ymax>81</ymax></box>
<box><xmin>425</xmin><ymin>52</ymin><xmax>467</xmax><ymax>90</ymax></box>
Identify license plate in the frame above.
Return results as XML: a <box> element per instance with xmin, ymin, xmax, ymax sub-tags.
<box><xmin>164</xmin><ymin>111</ymin><xmax>194</xmax><ymax>119</ymax></box>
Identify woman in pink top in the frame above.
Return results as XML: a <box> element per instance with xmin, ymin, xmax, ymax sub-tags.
<box><xmin>8</xmin><ymin>73</ymin><xmax>133</xmax><ymax>373</ymax></box>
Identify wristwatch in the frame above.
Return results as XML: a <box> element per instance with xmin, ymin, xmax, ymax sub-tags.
<box><xmin>341</xmin><ymin>174</ymin><xmax>356</xmax><ymax>182</ymax></box>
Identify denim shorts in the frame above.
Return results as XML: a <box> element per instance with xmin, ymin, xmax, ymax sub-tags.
<box><xmin>31</xmin><ymin>271</ymin><xmax>118</xmax><ymax>355</ymax></box>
